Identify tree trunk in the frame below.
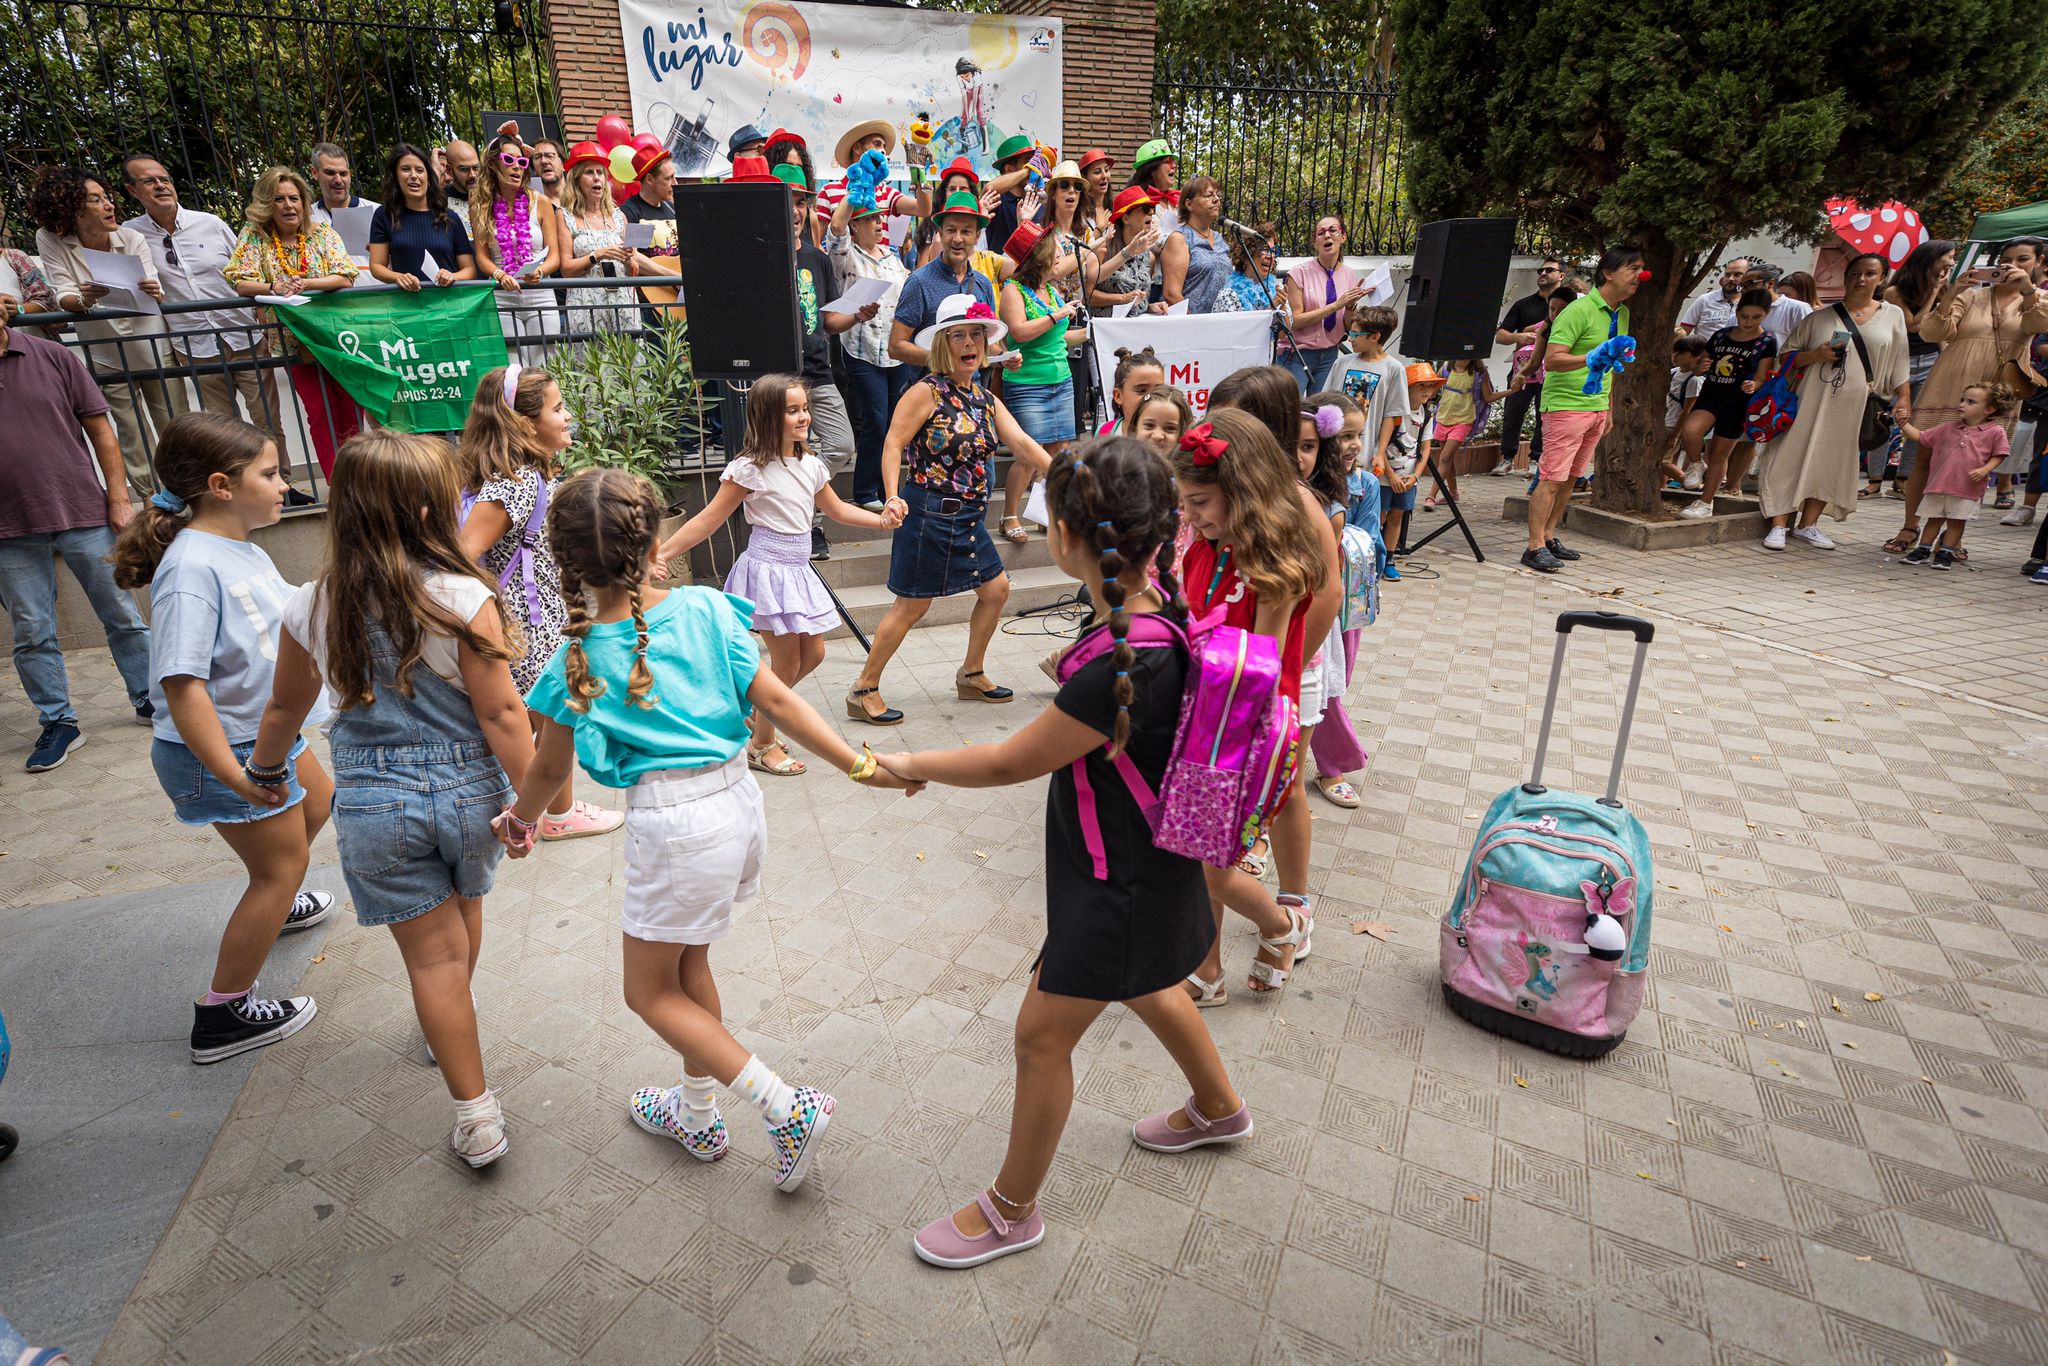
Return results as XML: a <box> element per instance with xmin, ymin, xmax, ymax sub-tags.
<box><xmin>1593</xmin><ymin>237</ymin><xmax>1689</xmax><ymax>517</ymax></box>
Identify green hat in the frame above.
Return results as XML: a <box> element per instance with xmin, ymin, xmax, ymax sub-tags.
<box><xmin>771</xmin><ymin>162</ymin><xmax>811</xmax><ymax>195</ymax></box>
<box><xmin>1133</xmin><ymin>138</ymin><xmax>1176</xmax><ymax>170</ymax></box>
<box><xmin>994</xmin><ymin>133</ymin><xmax>1034</xmax><ymax>165</ymax></box>
<box><xmin>935</xmin><ymin>189</ymin><xmax>990</xmax><ymax>227</ymax></box>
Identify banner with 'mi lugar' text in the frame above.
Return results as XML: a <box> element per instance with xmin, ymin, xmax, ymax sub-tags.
<box><xmin>274</xmin><ymin>286</ymin><xmax>509</xmax><ymax>433</ymax></box>
<box><xmin>1089</xmin><ymin>313</ymin><xmax>1276</xmax><ymax>416</ymax></box>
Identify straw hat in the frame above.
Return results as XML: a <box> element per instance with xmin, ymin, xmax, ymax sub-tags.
<box><xmin>834</xmin><ymin>119</ymin><xmax>897</xmax><ymax>172</ymax></box>
<box><xmin>1045</xmin><ymin>159</ymin><xmax>1084</xmax><ymax>189</ymax></box>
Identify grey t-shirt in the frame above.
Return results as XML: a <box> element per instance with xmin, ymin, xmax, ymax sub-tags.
<box><xmin>1330</xmin><ymin>353</ymin><xmax>1413</xmax><ymax>468</ymax></box>
<box><xmin>149</xmin><ymin>530</ymin><xmax>325</xmax><ymax>744</ymax></box>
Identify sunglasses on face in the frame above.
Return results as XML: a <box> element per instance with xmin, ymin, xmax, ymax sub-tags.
<box><xmin>499</xmin><ymin>153</ymin><xmax>530</xmax><ymax>169</ymax></box>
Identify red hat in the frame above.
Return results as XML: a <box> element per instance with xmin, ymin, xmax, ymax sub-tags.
<box><xmin>935</xmin><ymin>155</ymin><xmax>981</xmax><ymax>190</ymax></box>
<box><xmin>1076</xmin><ymin>148</ymin><xmax>1112</xmax><ymax>174</ymax></box>
<box><xmin>564</xmin><ymin>141</ymin><xmax>607</xmax><ymax>172</ymax></box>
<box><xmin>1005</xmin><ymin>219</ymin><xmax>1048</xmax><ymax>265</ymax></box>
<box><xmin>1109</xmin><ymin>185</ymin><xmax>1156</xmax><ymax>221</ymax></box>
<box><xmin>631</xmin><ymin>144</ymin><xmax>672</xmax><ymax>179</ymax></box>
<box><xmin>766</xmin><ymin>127</ymin><xmax>807</xmax><ymax>149</ymax></box>
<box><xmin>725</xmin><ymin>154</ymin><xmax>778</xmax><ymax>184</ymax></box>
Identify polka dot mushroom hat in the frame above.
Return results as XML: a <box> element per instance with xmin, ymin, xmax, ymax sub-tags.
<box><xmin>1826</xmin><ymin>197</ymin><xmax>1930</xmax><ymax>267</ymax></box>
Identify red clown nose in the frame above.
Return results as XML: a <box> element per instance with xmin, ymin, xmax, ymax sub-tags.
<box><xmin>1638</xmin><ymin>269</ymin><xmax>1653</xmax><ymax>281</ymax></box>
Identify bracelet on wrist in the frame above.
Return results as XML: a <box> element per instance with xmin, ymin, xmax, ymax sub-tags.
<box><xmin>243</xmin><ymin>757</ymin><xmax>290</xmax><ymax>786</ymax></box>
<box><xmin>848</xmin><ymin>743</ymin><xmax>879</xmax><ymax>782</ymax></box>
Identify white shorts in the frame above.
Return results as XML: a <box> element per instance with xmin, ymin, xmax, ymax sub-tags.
<box><xmin>1298</xmin><ymin>629</ymin><xmax>1343</xmax><ymax>721</ymax></box>
<box><xmin>621</xmin><ymin>755</ymin><xmax>765</xmax><ymax>944</ymax></box>
<box><xmin>1918</xmin><ymin>492</ymin><xmax>1981</xmax><ymax>523</ymax></box>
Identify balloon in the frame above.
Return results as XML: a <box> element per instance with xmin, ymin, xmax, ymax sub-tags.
<box><xmin>595</xmin><ymin>115</ymin><xmax>633</xmax><ymax>151</ymax></box>
<box><xmin>611</xmin><ymin>179</ymin><xmax>640</xmax><ymax>206</ymax></box>
<box><xmin>608</xmin><ymin>144</ymin><xmax>639</xmax><ymax>183</ymax></box>
<box><xmin>631</xmin><ymin>132</ymin><xmax>664</xmax><ymax>157</ymax></box>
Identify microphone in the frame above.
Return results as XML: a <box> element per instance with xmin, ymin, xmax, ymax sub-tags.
<box><xmin>1221</xmin><ymin>217</ymin><xmax>1267</xmax><ymax>241</ymax></box>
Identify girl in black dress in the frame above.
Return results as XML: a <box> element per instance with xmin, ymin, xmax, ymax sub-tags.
<box><xmin>881</xmin><ymin>437</ymin><xmax>1253</xmax><ymax>1270</ymax></box>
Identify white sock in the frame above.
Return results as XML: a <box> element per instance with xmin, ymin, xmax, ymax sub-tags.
<box><xmin>454</xmin><ymin>1089</ymin><xmax>497</xmax><ymax>1123</ymax></box>
<box><xmin>732</xmin><ymin>1055</ymin><xmax>797</xmax><ymax>1125</ymax></box>
<box><xmin>679</xmin><ymin>1072</ymin><xmax>719</xmax><ymax>1129</ymax></box>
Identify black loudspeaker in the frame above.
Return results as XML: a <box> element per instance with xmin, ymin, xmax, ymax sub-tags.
<box><xmin>676</xmin><ymin>183</ymin><xmax>800</xmax><ymax>382</ymax></box>
<box><xmin>1401</xmin><ymin>217</ymin><xmax>1518</xmax><ymax>361</ymax></box>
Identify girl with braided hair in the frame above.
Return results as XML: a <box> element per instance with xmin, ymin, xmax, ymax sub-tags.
<box><xmin>882</xmin><ymin>437</ymin><xmax>1255</xmax><ymax>1270</ymax></box>
<box><xmin>500</xmin><ymin>469</ymin><xmax>917</xmax><ymax>1193</ymax></box>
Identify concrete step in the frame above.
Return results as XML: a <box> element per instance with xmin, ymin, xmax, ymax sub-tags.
<box><xmin>819</xmin><ymin>562</ymin><xmax>1083</xmax><ymax>641</ymax></box>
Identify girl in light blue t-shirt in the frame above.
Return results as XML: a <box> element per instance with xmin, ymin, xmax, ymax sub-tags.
<box><xmin>501</xmin><ymin>468</ymin><xmax>916</xmax><ymax>1194</ymax></box>
<box><xmin>111</xmin><ymin>413</ymin><xmax>334</xmax><ymax>1068</ymax></box>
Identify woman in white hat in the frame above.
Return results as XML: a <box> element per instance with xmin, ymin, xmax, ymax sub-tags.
<box><xmin>845</xmin><ymin>294</ymin><xmax>1052</xmax><ymax>725</ymax></box>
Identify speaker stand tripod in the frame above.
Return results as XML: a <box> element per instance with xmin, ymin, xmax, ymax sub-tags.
<box><xmin>1395</xmin><ymin>459</ymin><xmax>1486</xmax><ymax>564</ymax></box>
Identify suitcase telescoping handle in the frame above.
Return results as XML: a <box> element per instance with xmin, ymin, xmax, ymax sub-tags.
<box><xmin>1526</xmin><ymin>610</ymin><xmax>1654</xmax><ymax>808</ymax></box>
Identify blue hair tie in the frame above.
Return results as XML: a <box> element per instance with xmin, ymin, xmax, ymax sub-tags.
<box><xmin>149</xmin><ymin>488</ymin><xmax>188</xmax><ymax>514</ymax></box>
<box><xmin>1098</xmin><ymin>520</ymin><xmax>1114</xmax><ymax>530</ymax></box>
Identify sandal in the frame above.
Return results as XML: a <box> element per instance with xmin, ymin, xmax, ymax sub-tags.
<box><xmin>1278</xmin><ymin>894</ymin><xmax>1314</xmax><ymax>961</ymax></box>
<box><xmin>1236</xmin><ymin>838</ymin><xmax>1269</xmax><ymax>879</ymax></box>
<box><xmin>955</xmin><ymin>669</ymin><xmax>1014</xmax><ymax>703</ymax></box>
<box><xmin>1995</xmin><ymin>496</ymin><xmax>2017</xmax><ymax>510</ymax></box>
<box><xmin>1857</xmin><ymin>486</ymin><xmax>1880</xmax><ymax>500</ymax></box>
<box><xmin>1039</xmin><ymin>647</ymin><xmax>1065</xmax><ymax>683</ymax></box>
<box><xmin>1183</xmin><ymin>972</ymin><xmax>1229</xmax><ymax>1009</ymax></box>
<box><xmin>1881</xmin><ymin>528</ymin><xmax>1918</xmax><ymax>555</ymax></box>
<box><xmin>845</xmin><ymin>686</ymin><xmax>904</xmax><ymax>726</ymax></box>
<box><xmin>747</xmin><ymin>741</ymin><xmax>806</xmax><ymax>776</ymax></box>
<box><xmin>1315</xmin><ymin>776</ymin><xmax>1361</xmax><ymax>809</ymax></box>
<box><xmin>1247</xmin><ymin>904</ymin><xmax>1310</xmax><ymax>993</ymax></box>
<box><xmin>1000</xmin><ymin>516</ymin><xmax>1031</xmax><ymax>544</ymax></box>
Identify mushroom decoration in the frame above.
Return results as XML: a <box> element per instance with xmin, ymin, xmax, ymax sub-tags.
<box><xmin>1826</xmin><ymin>198</ymin><xmax>1929</xmax><ymax>267</ymax></box>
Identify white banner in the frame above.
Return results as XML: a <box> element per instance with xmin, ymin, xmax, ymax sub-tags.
<box><xmin>1090</xmin><ymin>313</ymin><xmax>1277</xmax><ymax>415</ymax></box>
<box><xmin>619</xmin><ymin>1</ymin><xmax>1064</xmax><ymax>182</ymax></box>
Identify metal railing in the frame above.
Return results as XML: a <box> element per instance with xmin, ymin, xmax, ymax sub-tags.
<box><xmin>22</xmin><ymin>274</ymin><xmax>706</xmax><ymax>504</ymax></box>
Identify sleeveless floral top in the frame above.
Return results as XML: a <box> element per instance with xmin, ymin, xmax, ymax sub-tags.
<box><xmin>909</xmin><ymin>374</ymin><xmax>998</xmax><ymax>500</ymax></box>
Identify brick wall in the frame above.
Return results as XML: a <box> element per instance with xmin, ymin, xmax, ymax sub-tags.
<box><xmin>1002</xmin><ymin>0</ymin><xmax>1158</xmax><ymax>163</ymax></box>
<box><xmin>543</xmin><ymin>0</ymin><xmax>1158</xmax><ymax>159</ymax></box>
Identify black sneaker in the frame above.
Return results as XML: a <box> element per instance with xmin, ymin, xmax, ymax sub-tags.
<box><xmin>1520</xmin><ymin>546</ymin><xmax>1562</xmax><ymax>574</ymax></box>
<box><xmin>284</xmin><ymin>486</ymin><xmax>318</xmax><ymax>508</ymax></box>
<box><xmin>1545</xmin><ymin>538</ymin><xmax>1581</xmax><ymax>562</ymax></box>
<box><xmin>190</xmin><ymin>985</ymin><xmax>317</xmax><ymax>1064</ymax></box>
<box><xmin>1902</xmin><ymin>544</ymin><xmax>1932</xmax><ymax>565</ymax></box>
<box><xmin>281</xmin><ymin>890</ymin><xmax>335</xmax><ymax>933</ymax></box>
<box><xmin>810</xmin><ymin>526</ymin><xmax>829</xmax><ymax>562</ymax></box>
<box><xmin>1931</xmin><ymin>547</ymin><xmax>1954</xmax><ymax>571</ymax></box>
<box><xmin>2023</xmin><ymin>558</ymin><xmax>2043</xmax><ymax>577</ymax></box>
<box><xmin>135</xmin><ymin>698</ymin><xmax>155</xmax><ymax>726</ymax></box>
<box><xmin>25</xmin><ymin>721</ymin><xmax>83</xmax><ymax>773</ymax></box>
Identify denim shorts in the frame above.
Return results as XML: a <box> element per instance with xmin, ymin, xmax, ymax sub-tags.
<box><xmin>152</xmin><ymin>736</ymin><xmax>308</xmax><ymax>827</ymax></box>
<box><xmin>330</xmin><ymin>751</ymin><xmax>511</xmax><ymax>927</ymax></box>
<box><xmin>1380</xmin><ymin>480</ymin><xmax>1418</xmax><ymax>513</ymax></box>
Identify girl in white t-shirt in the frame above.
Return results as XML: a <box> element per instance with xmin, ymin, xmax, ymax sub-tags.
<box><xmin>656</xmin><ymin>374</ymin><xmax>899</xmax><ymax>777</ymax></box>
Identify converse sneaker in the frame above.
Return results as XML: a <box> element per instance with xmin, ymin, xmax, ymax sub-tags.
<box><xmin>1677</xmin><ymin>499</ymin><xmax>1714</xmax><ymax>519</ymax></box>
<box><xmin>1790</xmin><ymin>525</ymin><xmax>1836</xmax><ymax>550</ymax></box>
<box><xmin>763</xmin><ymin>1086</ymin><xmax>834</xmax><ymax>1191</ymax></box>
<box><xmin>1902</xmin><ymin>544</ymin><xmax>1932</xmax><ymax>565</ymax></box>
<box><xmin>451</xmin><ymin>1091</ymin><xmax>509</xmax><ymax>1169</ymax></box>
<box><xmin>190</xmin><ymin>985</ymin><xmax>316</xmax><ymax>1064</ymax></box>
<box><xmin>1761</xmin><ymin>526</ymin><xmax>1787</xmax><ymax>550</ymax></box>
<box><xmin>281</xmin><ymin>890</ymin><xmax>334</xmax><ymax>933</ymax></box>
<box><xmin>2000</xmin><ymin>504</ymin><xmax>2037</xmax><ymax>526</ymax></box>
<box><xmin>628</xmin><ymin>1084</ymin><xmax>730</xmax><ymax>1161</ymax></box>
<box><xmin>1489</xmin><ymin>459</ymin><xmax>1511</xmax><ymax>476</ymax></box>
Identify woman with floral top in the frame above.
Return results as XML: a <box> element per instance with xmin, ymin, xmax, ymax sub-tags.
<box><xmin>223</xmin><ymin>166</ymin><xmax>359</xmax><ymax>479</ymax></box>
<box><xmin>844</xmin><ymin>295</ymin><xmax>1051</xmax><ymax>726</ymax></box>
<box><xmin>468</xmin><ymin>132</ymin><xmax>563</xmax><ymax>363</ymax></box>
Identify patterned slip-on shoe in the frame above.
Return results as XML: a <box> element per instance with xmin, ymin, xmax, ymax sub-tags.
<box><xmin>763</xmin><ymin>1086</ymin><xmax>834</xmax><ymax>1191</ymax></box>
<box><xmin>629</xmin><ymin>1085</ymin><xmax>731</xmax><ymax>1162</ymax></box>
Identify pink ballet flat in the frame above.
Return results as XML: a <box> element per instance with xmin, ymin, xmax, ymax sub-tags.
<box><xmin>1132</xmin><ymin>1096</ymin><xmax>1254</xmax><ymax>1153</ymax></box>
<box><xmin>912</xmin><ymin>1191</ymin><xmax>1045</xmax><ymax>1268</ymax></box>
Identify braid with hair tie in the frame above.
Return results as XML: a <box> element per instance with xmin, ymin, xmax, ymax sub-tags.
<box><xmin>558</xmin><ymin>555</ymin><xmax>603</xmax><ymax>711</ymax></box>
<box><xmin>625</xmin><ymin>580</ymin><xmax>656</xmax><ymax>709</ymax></box>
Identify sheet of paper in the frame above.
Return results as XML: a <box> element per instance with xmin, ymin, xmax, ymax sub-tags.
<box><xmin>329</xmin><ymin>205</ymin><xmax>377</xmax><ymax>258</ymax></box>
<box><xmin>418</xmin><ymin>250</ymin><xmax>444</xmax><ymax>283</ymax></box>
<box><xmin>79</xmin><ymin>247</ymin><xmax>160</xmax><ymax>314</ymax></box>
<box><xmin>823</xmin><ymin>276</ymin><xmax>890</xmax><ymax>315</ymax></box>
<box><xmin>621</xmin><ymin>222</ymin><xmax>657</xmax><ymax>250</ymax></box>
<box><xmin>1164</xmin><ymin>299</ymin><xmax>1190</xmax><ymax>316</ymax></box>
<box><xmin>1022</xmin><ymin>479</ymin><xmax>1049</xmax><ymax>529</ymax></box>
<box><xmin>1111</xmin><ymin>301</ymin><xmax>1137</xmax><ymax>318</ymax></box>
<box><xmin>1361</xmin><ymin>264</ymin><xmax>1395</xmax><ymax>306</ymax></box>
<box><xmin>255</xmin><ymin>294</ymin><xmax>312</xmax><ymax>307</ymax></box>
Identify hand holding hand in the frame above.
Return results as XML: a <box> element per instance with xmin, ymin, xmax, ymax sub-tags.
<box><xmin>491</xmin><ymin>807</ymin><xmax>538</xmax><ymax>858</ymax></box>
<box><xmin>876</xmin><ymin>752</ymin><xmax>923</xmax><ymax>787</ymax></box>
<box><xmin>882</xmin><ymin>496</ymin><xmax>907</xmax><ymax>528</ymax></box>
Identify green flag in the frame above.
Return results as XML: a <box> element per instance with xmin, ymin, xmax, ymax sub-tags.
<box><xmin>274</xmin><ymin>286</ymin><xmax>509</xmax><ymax>433</ymax></box>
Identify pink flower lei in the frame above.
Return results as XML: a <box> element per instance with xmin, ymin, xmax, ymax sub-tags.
<box><xmin>494</xmin><ymin>193</ymin><xmax>533</xmax><ymax>276</ymax></box>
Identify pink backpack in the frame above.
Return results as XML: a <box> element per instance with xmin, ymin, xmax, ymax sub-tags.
<box><xmin>1056</xmin><ymin>609</ymin><xmax>1300</xmax><ymax>875</ymax></box>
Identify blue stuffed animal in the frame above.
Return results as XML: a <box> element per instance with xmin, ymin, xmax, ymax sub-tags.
<box><xmin>1582</xmin><ymin>335</ymin><xmax>1636</xmax><ymax>395</ymax></box>
<box><xmin>845</xmin><ymin>149</ymin><xmax>891</xmax><ymax>212</ymax></box>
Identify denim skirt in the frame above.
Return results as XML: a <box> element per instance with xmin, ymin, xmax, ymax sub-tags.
<box><xmin>153</xmin><ymin>735</ymin><xmax>308</xmax><ymax>827</ymax></box>
<box><xmin>888</xmin><ymin>483</ymin><xmax>1005</xmax><ymax>599</ymax></box>
<box><xmin>1005</xmin><ymin>377</ymin><xmax>1077</xmax><ymax>445</ymax></box>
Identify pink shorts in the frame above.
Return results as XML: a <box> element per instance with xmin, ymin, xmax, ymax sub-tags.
<box><xmin>1538</xmin><ymin>409</ymin><xmax>1610</xmax><ymax>481</ymax></box>
<box><xmin>1433</xmin><ymin>420</ymin><xmax>1474</xmax><ymax>443</ymax></box>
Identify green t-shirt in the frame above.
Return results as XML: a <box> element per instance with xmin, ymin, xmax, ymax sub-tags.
<box><xmin>1009</xmin><ymin>282</ymin><xmax>1072</xmax><ymax>386</ymax></box>
<box><xmin>1540</xmin><ymin>292</ymin><xmax>1631</xmax><ymax>414</ymax></box>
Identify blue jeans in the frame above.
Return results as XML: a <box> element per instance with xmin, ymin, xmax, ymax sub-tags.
<box><xmin>0</xmin><ymin>524</ymin><xmax>151</xmax><ymax>726</ymax></box>
<box><xmin>1282</xmin><ymin>345</ymin><xmax>1340</xmax><ymax>394</ymax></box>
<box><xmin>844</xmin><ymin>355</ymin><xmax>912</xmax><ymax>504</ymax></box>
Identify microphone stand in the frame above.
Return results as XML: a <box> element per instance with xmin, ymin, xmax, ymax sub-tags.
<box><xmin>1221</xmin><ymin>218</ymin><xmax>1307</xmax><ymax>375</ymax></box>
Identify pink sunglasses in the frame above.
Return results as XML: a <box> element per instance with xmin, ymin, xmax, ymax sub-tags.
<box><xmin>498</xmin><ymin>151</ymin><xmax>530</xmax><ymax>169</ymax></box>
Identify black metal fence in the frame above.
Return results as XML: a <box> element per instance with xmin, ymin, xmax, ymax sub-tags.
<box><xmin>1</xmin><ymin>0</ymin><xmax>552</xmax><ymax>231</ymax></box>
<box><xmin>1152</xmin><ymin>58</ymin><xmax>1413</xmax><ymax>257</ymax></box>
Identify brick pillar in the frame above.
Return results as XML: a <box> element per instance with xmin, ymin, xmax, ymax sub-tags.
<box><xmin>544</xmin><ymin>0</ymin><xmax>632</xmax><ymax>142</ymax></box>
<box><xmin>1002</xmin><ymin>0</ymin><xmax>1158</xmax><ymax>162</ymax></box>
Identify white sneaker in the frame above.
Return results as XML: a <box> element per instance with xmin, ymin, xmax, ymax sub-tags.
<box><xmin>1678</xmin><ymin>500</ymin><xmax>1714</xmax><ymax>520</ymax></box>
<box><xmin>452</xmin><ymin>1091</ymin><xmax>508</xmax><ymax>1168</ymax></box>
<box><xmin>1683</xmin><ymin>463</ymin><xmax>1705</xmax><ymax>490</ymax></box>
<box><xmin>1790</xmin><ymin>525</ymin><xmax>1836</xmax><ymax>550</ymax></box>
<box><xmin>2000</xmin><ymin>505</ymin><xmax>2036</xmax><ymax>526</ymax></box>
<box><xmin>1761</xmin><ymin>526</ymin><xmax>1787</xmax><ymax>550</ymax></box>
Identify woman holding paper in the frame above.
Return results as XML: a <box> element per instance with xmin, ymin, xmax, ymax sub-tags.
<box><xmin>223</xmin><ymin>166</ymin><xmax>360</xmax><ymax>480</ymax></box>
<box><xmin>368</xmin><ymin>143</ymin><xmax>478</xmax><ymax>291</ymax></box>
<box><xmin>470</xmin><ymin>132</ymin><xmax>563</xmax><ymax>363</ymax></box>
<box><xmin>29</xmin><ymin>164</ymin><xmax>182</xmax><ymax>499</ymax></box>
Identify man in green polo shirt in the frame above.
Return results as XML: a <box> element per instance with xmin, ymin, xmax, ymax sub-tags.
<box><xmin>1524</xmin><ymin>246</ymin><xmax>1644</xmax><ymax>572</ymax></box>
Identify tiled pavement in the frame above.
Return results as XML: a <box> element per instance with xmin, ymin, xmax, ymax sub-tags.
<box><xmin>4</xmin><ymin>480</ymin><xmax>2048</xmax><ymax>1364</ymax></box>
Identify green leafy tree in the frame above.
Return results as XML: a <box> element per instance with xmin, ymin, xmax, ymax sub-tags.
<box><xmin>1390</xmin><ymin>0</ymin><xmax>2048</xmax><ymax>516</ymax></box>
<box><xmin>1923</xmin><ymin>86</ymin><xmax>2048</xmax><ymax>239</ymax></box>
<box><xmin>1156</xmin><ymin>0</ymin><xmax>1394</xmax><ymax>71</ymax></box>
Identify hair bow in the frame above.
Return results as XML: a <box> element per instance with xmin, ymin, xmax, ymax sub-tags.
<box><xmin>965</xmin><ymin>301</ymin><xmax>995</xmax><ymax>321</ymax></box>
<box><xmin>1180</xmin><ymin>422</ymin><xmax>1226</xmax><ymax>466</ymax></box>
<box><xmin>1310</xmin><ymin>404</ymin><xmax>1343</xmax><ymax>438</ymax></box>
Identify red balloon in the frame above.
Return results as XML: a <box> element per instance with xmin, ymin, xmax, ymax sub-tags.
<box><xmin>631</xmin><ymin>132</ymin><xmax>664</xmax><ymax>157</ymax></box>
<box><xmin>611</xmin><ymin>178</ymin><xmax>640</xmax><ymax>206</ymax></box>
<box><xmin>595</xmin><ymin>115</ymin><xmax>633</xmax><ymax>152</ymax></box>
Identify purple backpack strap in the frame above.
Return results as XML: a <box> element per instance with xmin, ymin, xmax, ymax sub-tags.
<box><xmin>1056</xmin><ymin>613</ymin><xmax>1186</xmax><ymax>879</ymax></box>
<box><xmin>462</xmin><ymin>475</ymin><xmax>551</xmax><ymax>627</ymax></box>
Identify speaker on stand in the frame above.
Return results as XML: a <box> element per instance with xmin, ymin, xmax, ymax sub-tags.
<box><xmin>1394</xmin><ymin>216</ymin><xmax>1519</xmax><ymax>565</ymax></box>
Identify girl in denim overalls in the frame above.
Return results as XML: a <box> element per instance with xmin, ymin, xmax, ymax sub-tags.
<box><xmin>251</xmin><ymin>431</ymin><xmax>537</xmax><ymax>1169</ymax></box>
